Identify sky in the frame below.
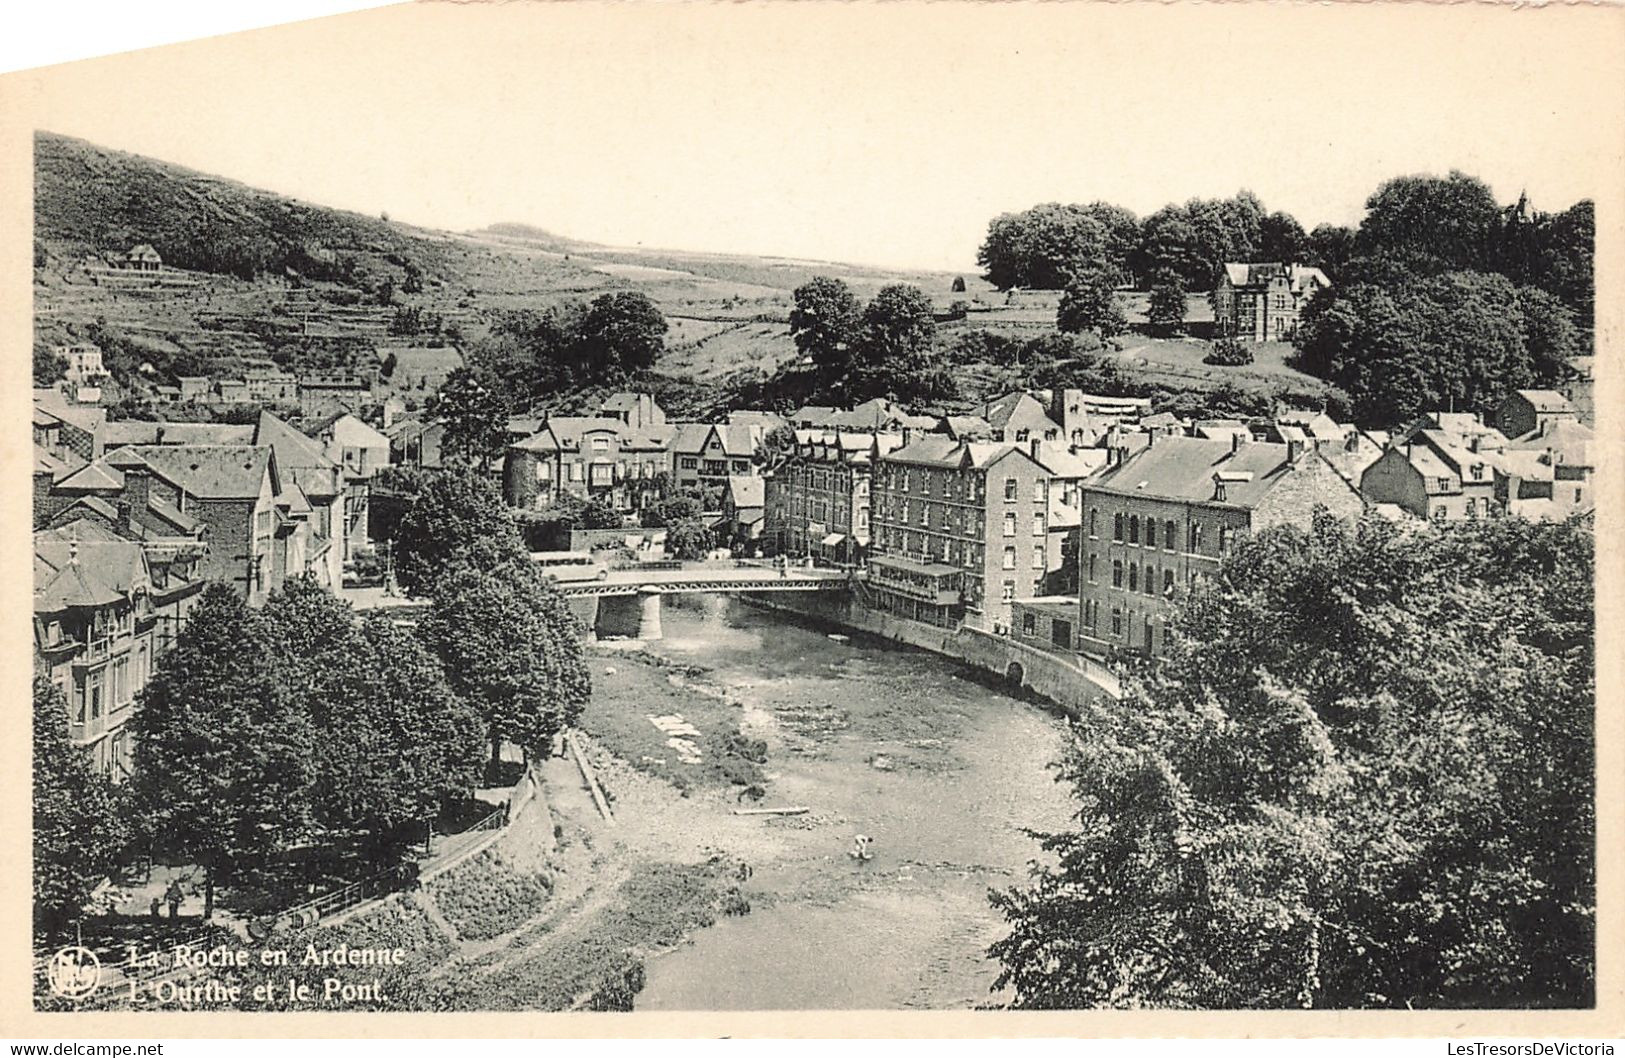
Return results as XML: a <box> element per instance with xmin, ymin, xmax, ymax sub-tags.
<box><xmin>8</xmin><ymin>1</ymin><xmax>1624</xmax><ymax>273</ymax></box>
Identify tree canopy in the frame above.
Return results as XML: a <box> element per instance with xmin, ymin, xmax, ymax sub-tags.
<box><xmin>33</xmin><ymin>674</ymin><xmax>128</xmax><ymax>931</ymax></box>
<box><xmin>131</xmin><ymin>584</ymin><xmax>316</xmax><ymax>917</ymax></box>
<box><xmin>991</xmin><ymin>513</ymin><xmax>1594</xmax><ymax>1009</ymax></box>
<box><xmin>392</xmin><ymin>466</ymin><xmax>530</xmax><ymax>597</ymax></box>
<box><xmin>434</xmin><ymin>366</ymin><xmax>511</xmax><ymax>472</ymax></box>
<box><xmin>789</xmin><ymin>277</ymin><xmax>862</xmax><ymax>384</ymax></box>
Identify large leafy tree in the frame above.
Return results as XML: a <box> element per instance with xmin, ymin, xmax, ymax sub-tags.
<box><xmin>392</xmin><ymin>466</ymin><xmax>530</xmax><ymax>597</ymax></box>
<box><xmin>576</xmin><ymin>291</ymin><xmax>668</xmax><ymax>378</ymax></box>
<box><xmin>1145</xmin><ymin>268</ymin><xmax>1187</xmax><ymax>336</ymax></box>
<box><xmin>991</xmin><ymin>513</ymin><xmax>1594</xmax><ymax>1009</ymax></box>
<box><xmin>434</xmin><ymin>366</ymin><xmax>510</xmax><ymax>472</ymax></box>
<box><xmin>849</xmin><ymin>283</ymin><xmax>946</xmax><ymax>402</ymax></box>
<box><xmin>259</xmin><ymin>579</ymin><xmax>486</xmax><ymax>847</ymax></box>
<box><xmin>131</xmin><ymin>584</ymin><xmax>315</xmax><ymax>918</ymax></box>
<box><xmin>33</xmin><ymin>674</ymin><xmax>128</xmax><ymax>932</ymax></box>
<box><xmin>790</xmin><ymin>277</ymin><xmax>862</xmax><ymax>386</ymax></box>
<box><xmin>1356</xmin><ymin>171</ymin><xmax>1502</xmax><ymax>274</ymax></box>
<box><xmin>416</xmin><ymin>562</ymin><xmax>590</xmax><ymax>766</ymax></box>
<box><xmin>1295</xmin><ymin>269</ymin><xmax>1575</xmax><ymax>426</ymax></box>
<box><xmin>1057</xmin><ymin>267</ymin><xmax>1127</xmax><ymax>339</ymax></box>
<box><xmin>978</xmin><ymin>203</ymin><xmax>1111</xmax><ymax>290</ymax></box>
<box><xmin>1258</xmin><ymin>211</ymin><xmax>1308</xmax><ymax>263</ymax></box>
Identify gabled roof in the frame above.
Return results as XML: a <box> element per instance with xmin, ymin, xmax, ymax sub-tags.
<box><xmin>885</xmin><ymin>436</ymin><xmax>1036</xmax><ymax>471</ymax></box>
<box><xmin>725</xmin><ymin>475</ymin><xmax>765</xmax><ymax>508</ymax></box>
<box><xmin>978</xmin><ymin>392</ymin><xmax>1059</xmax><ymax>435</ymax></box>
<box><xmin>1221</xmin><ymin>262</ymin><xmax>1331</xmax><ymax>292</ymax></box>
<box><xmin>547</xmin><ymin>417</ymin><xmax>627</xmax><ymax>450</ymax></box>
<box><xmin>54</xmin><ymin>458</ymin><xmax>126</xmax><ymax>493</ymax></box>
<box><xmin>511</xmin><ymin>428</ymin><xmax>561</xmax><ymax>454</ymax></box>
<box><xmin>109</xmin><ymin>445</ymin><xmax>275</xmax><ymax>500</ymax></box>
<box><xmin>34</xmin><ymin>534</ymin><xmax>149</xmax><ymax>612</ymax></box>
<box><xmin>601</xmin><ymin>392</ymin><xmax>641</xmax><ymax>411</ymax></box>
<box><xmin>1510</xmin><ymin>389</ymin><xmax>1576</xmax><ymax>413</ymax></box>
<box><xmin>1509</xmin><ymin>417</ymin><xmax>1593</xmax><ymax>468</ymax></box>
<box><xmin>254</xmin><ymin>410</ymin><xmax>333</xmax><ymax>470</ymax></box>
<box><xmin>1087</xmin><ymin>436</ymin><xmax>1333</xmax><ymax>509</ymax></box>
<box><xmin>671</xmin><ymin>422</ymin><xmax>714</xmax><ymax>453</ymax></box>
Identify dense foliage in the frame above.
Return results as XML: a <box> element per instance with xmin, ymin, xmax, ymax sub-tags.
<box><xmin>1056</xmin><ymin>267</ymin><xmax>1127</xmax><ymax>338</ymax></box>
<box><xmin>991</xmin><ymin>513</ymin><xmax>1594</xmax><ymax>1010</ymax></box>
<box><xmin>789</xmin><ymin>278</ymin><xmax>955</xmax><ymax>405</ymax></box>
<box><xmin>433</xmin><ymin>366</ymin><xmax>511</xmax><ymax>471</ymax></box>
<box><xmin>391</xmin><ymin>466</ymin><xmax>528</xmax><ymax>597</ymax></box>
<box><xmin>33</xmin><ymin>675</ymin><xmax>128</xmax><ymax>931</ymax></box>
<box><xmin>131</xmin><ymin>585</ymin><xmax>316</xmax><ymax>917</ymax></box>
<box><xmin>471</xmin><ymin>292</ymin><xmax>668</xmax><ymax>406</ymax></box>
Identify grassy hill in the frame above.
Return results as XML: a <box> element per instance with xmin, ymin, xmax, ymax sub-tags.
<box><xmin>32</xmin><ymin>132</ymin><xmax>1333</xmax><ymax>418</ymax></box>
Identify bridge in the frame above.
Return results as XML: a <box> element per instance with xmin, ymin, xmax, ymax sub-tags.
<box><xmin>552</xmin><ymin>562</ymin><xmax>850</xmax><ymax>640</ymax></box>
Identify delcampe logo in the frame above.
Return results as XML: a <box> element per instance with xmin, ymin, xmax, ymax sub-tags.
<box><xmin>45</xmin><ymin>946</ymin><xmax>101</xmax><ymax>1000</ymax></box>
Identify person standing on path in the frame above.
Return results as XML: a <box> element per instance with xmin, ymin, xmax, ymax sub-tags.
<box><xmin>165</xmin><ymin>880</ymin><xmax>184</xmax><ymax>919</ymax></box>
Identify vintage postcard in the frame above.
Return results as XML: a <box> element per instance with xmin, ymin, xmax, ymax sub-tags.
<box><xmin>0</xmin><ymin>0</ymin><xmax>1620</xmax><ymax>1041</ymax></box>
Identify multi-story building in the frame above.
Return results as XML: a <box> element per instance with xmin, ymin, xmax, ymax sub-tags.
<box><xmin>1079</xmin><ymin>434</ymin><xmax>1364</xmax><ymax>658</ymax></box>
<box><xmin>33</xmin><ymin>522</ymin><xmax>203</xmax><ymax>780</ymax></box>
<box><xmin>670</xmin><ymin>422</ymin><xmax>766</xmax><ymax>501</ymax></box>
<box><xmin>1493</xmin><ymin>417</ymin><xmax>1594</xmax><ymax>522</ymax></box>
<box><xmin>46</xmin><ymin>444</ymin><xmax>314</xmax><ymax>604</ymax></box>
<box><xmin>1494</xmin><ymin>389</ymin><xmax>1580</xmax><ymax>442</ymax></box>
<box><xmin>254</xmin><ymin>412</ymin><xmax>346</xmax><ymax>583</ymax></box>
<box><xmin>868</xmin><ymin>437</ymin><xmax>1055</xmax><ymax>632</ymax></box>
<box><xmin>1360</xmin><ymin>429</ymin><xmax>1501</xmax><ymax>523</ymax></box>
<box><xmin>763</xmin><ymin>429</ymin><xmax>903</xmax><ymax>565</ymax></box>
<box><xmin>298</xmin><ymin>373</ymin><xmax>372</xmax><ymax>416</ymax></box>
<box><xmin>976</xmin><ymin>392</ymin><xmax>1063</xmax><ymax>443</ymax></box>
<box><xmin>1212</xmin><ymin>262</ymin><xmax>1331</xmax><ymax>342</ymax></box>
<box><xmin>245</xmin><ymin>368</ymin><xmax>298</xmax><ymax>404</ymax></box>
<box><xmin>309</xmin><ymin>411</ymin><xmax>390</xmax><ymax>559</ymax></box>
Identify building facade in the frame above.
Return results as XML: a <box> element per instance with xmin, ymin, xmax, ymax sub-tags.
<box><xmin>868</xmin><ymin>437</ymin><xmax>1055</xmax><ymax>632</ymax></box>
<box><xmin>1079</xmin><ymin>435</ymin><xmax>1364</xmax><ymax>658</ymax></box>
<box><xmin>1212</xmin><ymin>262</ymin><xmax>1331</xmax><ymax>342</ymax></box>
<box><xmin>763</xmin><ymin>430</ymin><xmax>901</xmax><ymax>565</ymax></box>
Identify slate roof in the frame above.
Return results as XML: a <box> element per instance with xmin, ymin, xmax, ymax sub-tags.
<box><xmin>885</xmin><ymin>437</ymin><xmax>1031</xmax><ymax>470</ymax></box>
<box><xmin>1511</xmin><ymin>389</ymin><xmax>1576</xmax><ymax>413</ymax></box>
<box><xmin>1509</xmin><ymin>418</ymin><xmax>1593</xmax><ymax>468</ymax></box>
<box><xmin>725</xmin><ymin>475</ymin><xmax>765</xmax><ymax>509</ymax></box>
<box><xmin>1088</xmin><ymin>436</ymin><xmax>1325</xmax><ymax>508</ymax></box>
<box><xmin>108</xmin><ymin>445</ymin><xmax>274</xmax><ymax>500</ymax></box>
<box><xmin>34</xmin><ymin>535</ymin><xmax>148</xmax><ymax>612</ymax></box>
<box><xmin>547</xmin><ymin>417</ymin><xmax>627</xmax><ymax>451</ymax></box>
<box><xmin>1222</xmin><ymin>262</ymin><xmax>1331</xmax><ymax>292</ymax></box>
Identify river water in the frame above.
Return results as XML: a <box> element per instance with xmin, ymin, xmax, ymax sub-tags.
<box><xmin>633</xmin><ymin>596</ymin><xmax>1077</xmax><ymax>1011</ymax></box>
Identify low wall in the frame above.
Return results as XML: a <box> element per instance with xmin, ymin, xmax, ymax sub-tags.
<box><xmin>741</xmin><ymin>591</ymin><xmax>1118</xmax><ymax>713</ymax></box>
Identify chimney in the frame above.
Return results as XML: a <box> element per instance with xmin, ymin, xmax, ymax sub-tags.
<box><xmin>1212</xmin><ymin>475</ymin><xmax>1227</xmax><ymax>502</ymax></box>
<box><xmin>1231</xmin><ymin>432</ymin><xmax>1246</xmax><ymax>454</ymax></box>
<box><xmin>1469</xmin><ymin>435</ymin><xmax>1481</xmax><ymax>453</ymax></box>
<box><xmin>1344</xmin><ymin>430</ymin><xmax>1359</xmax><ymax>454</ymax></box>
<box><xmin>1147</xmin><ymin>431</ymin><xmax>1157</xmax><ymax>448</ymax></box>
<box><xmin>1030</xmin><ymin>438</ymin><xmax>1043</xmax><ymax>463</ymax></box>
<box><xmin>1287</xmin><ymin>438</ymin><xmax>1305</xmax><ymax>464</ymax></box>
<box><xmin>123</xmin><ymin>467</ymin><xmax>152</xmax><ymax>530</ymax></box>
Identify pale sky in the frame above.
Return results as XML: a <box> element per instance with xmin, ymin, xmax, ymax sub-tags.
<box><xmin>9</xmin><ymin>2</ymin><xmax>1624</xmax><ymax>272</ymax></box>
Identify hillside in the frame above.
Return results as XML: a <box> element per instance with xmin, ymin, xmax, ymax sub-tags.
<box><xmin>32</xmin><ymin>132</ymin><xmax>1334</xmax><ymax>418</ymax></box>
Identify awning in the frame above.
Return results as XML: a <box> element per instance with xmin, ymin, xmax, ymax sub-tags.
<box><xmin>821</xmin><ymin>533</ymin><xmax>846</xmax><ymax>547</ymax></box>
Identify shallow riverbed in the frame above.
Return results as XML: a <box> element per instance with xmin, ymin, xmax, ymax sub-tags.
<box><xmin>632</xmin><ymin>596</ymin><xmax>1076</xmax><ymax>1011</ymax></box>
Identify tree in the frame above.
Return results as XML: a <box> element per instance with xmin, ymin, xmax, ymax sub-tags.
<box><xmin>1305</xmin><ymin>224</ymin><xmax>1357</xmax><ymax>280</ymax></box>
<box><xmin>576</xmin><ymin>291</ymin><xmax>668</xmax><ymax>379</ymax></box>
<box><xmin>1356</xmin><ymin>171</ymin><xmax>1501</xmax><ymax>274</ymax></box>
<box><xmin>1258</xmin><ymin>211</ymin><xmax>1308</xmax><ymax>263</ymax></box>
<box><xmin>260</xmin><ymin>580</ymin><xmax>485</xmax><ymax>846</ymax></box>
<box><xmin>33</xmin><ymin>674</ymin><xmax>127</xmax><ymax>932</ymax></box>
<box><xmin>417</xmin><ymin>563</ymin><xmax>590</xmax><ymax>766</ymax></box>
<box><xmin>849</xmin><ymin>284</ymin><xmax>942</xmax><ymax>402</ymax></box>
<box><xmin>1146</xmin><ymin>268</ymin><xmax>1187</xmax><ymax>336</ymax></box>
<box><xmin>131</xmin><ymin>584</ymin><xmax>315</xmax><ymax>918</ymax></box>
<box><xmin>393</xmin><ymin>466</ymin><xmax>529</xmax><ymax>597</ymax></box>
<box><xmin>665</xmin><ymin>519</ymin><xmax>715</xmax><ymax>561</ymax></box>
<box><xmin>753</xmin><ymin>423</ymin><xmax>798</xmax><ymax>473</ymax></box>
<box><xmin>434</xmin><ymin>367</ymin><xmax>510</xmax><ymax>472</ymax></box>
<box><xmin>977</xmin><ymin>203</ymin><xmax>1111</xmax><ymax>290</ymax></box>
<box><xmin>992</xmin><ymin>513</ymin><xmax>1594</xmax><ymax>1009</ymax></box>
<box><xmin>1515</xmin><ymin>285</ymin><xmax>1582</xmax><ymax>383</ymax></box>
<box><xmin>641</xmin><ymin>491</ymin><xmax>705</xmax><ymax>529</ymax></box>
<box><xmin>790</xmin><ymin>277</ymin><xmax>862</xmax><ymax>387</ymax></box>
<box><xmin>1295</xmin><ymin>270</ymin><xmax>1562</xmax><ymax>426</ymax></box>
<box><xmin>401</xmin><ymin>261</ymin><xmax>424</xmax><ymax>295</ymax></box>
<box><xmin>1057</xmin><ymin>267</ymin><xmax>1127</xmax><ymax>338</ymax></box>
<box><xmin>33</xmin><ymin>344</ymin><xmax>67</xmax><ymax>386</ymax></box>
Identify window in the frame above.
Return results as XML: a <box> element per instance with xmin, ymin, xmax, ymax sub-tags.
<box><xmin>591</xmin><ymin>437</ymin><xmax>609</xmax><ymax>453</ymax></box>
<box><xmin>1003</xmin><ymin>546</ymin><xmax>1016</xmax><ymax>570</ymax></box>
<box><xmin>900</xmin><ymin>501</ymin><xmax>909</xmax><ymax>524</ymax></box>
<box><xmin>1004</xmin><ymin>478</ymin><xmax>1018</xmax><ymax>501</ymax></box>
<box><xmin>901</xmin><ymin>470</ymin><xmax>911</xmax><ymax>493</ymax></box>
<box><xmin>1022</xmin><ymin>612</ymin><xmax>1036</xmax><ymax>636</ymax></box>
<box><xmin>1432</xmin><ymin>506</ymin><xmax>1448</xmax><ymax>523</ymax></box>
<box><xmin>1034</xmin><ymin>480</ymin><xmax>1047</xmax><ymax>504</ymax></box>
<box><xmin>1218</xmin><ymin>527</ymin><xmax>1234</xmax><ymax>554</ymax></box>
<box><xmin>1014</xmin><ymin>429</ymin><xmax>1029</xmax><ymax>442</ymax></box>
<box><xmin>1113</xmin><ymin>560</ymin><xmax>1123</xmax><ymax>588</ymax></box>
<box><xmin>680</xmin><ymin>457</ymin><xmax>698</xmax><ymax>470</ymax></box>
<box><xmin>1111</xmin><ymin>608</ymin><xmax>1122</xmax><ymax>636</ymax></box>
<box><xmin>1471</xmin><ymin>463</ymin><xmax>1485</xmax><ymax>481</ymax></box>
<box><xmin>1144</xmin><ymin>565</ymin><xmax>1156</xmax><ymax>595</ymax></box>
<box><xmin>1003</xmin><ymin>513</ymin><xmax>1017</xmax><ymax>537</ymax></box>
<box><xmin>1129</xmin><ymin>564</ymin><xmax>1139</xmax><ymax>592</ymax></box>
<box><xmin>1165</xmin><ymin>520</ymin><xmax>1177</xmax><ymax>550</ymax></box>
<box><xmin>1031</xmin><ymin>548</ymin><xmax>1044</xmax><ymax>570</ymax></box>
<box><xmin>1088</xmin><ymin>555</ymin><xmax>1097</xmax><ymax>583</ymax></box>
<box><xmin>1089</xmin><ymin>509</ymin><xmax>1098</xmax><ymax>537</ymax></box>
<box><xmin>1146</xmin><ymin>616</ymin><xmax>1157</xmax><ymax>651</ymax></box>
<box><xmin>1163</xmin><ymin>569</ymin><xmax>1175</xmax><ymax>594</ymax></box>
<box><xmin>1032</xmin><ymin>514</ymin><xmax>1044</xmax><ymax>537</ymax></box>
<box><xmin>1051</xmin><ymin>619</ymin><xmax>1071</xmax><ymax>648</ymax></box>
<box><xmin>1191</xmin><ymin>523</ymin><xmax>1204</xmax><ymax>553</ymax></box>
<box><xmin>1113</xmin><ymin>513</ymin><xmax>1124</xmax><ymax>541</ymax></box>
<box><xmin>1145</xmin><ymin>519</ymin><xmax>1156</xmax><ymax>548</ymax></box>
<box><xmin>1129</xmin><ymin>516</ymin><xmax>1139</xmax><ymax>544</ymax></box>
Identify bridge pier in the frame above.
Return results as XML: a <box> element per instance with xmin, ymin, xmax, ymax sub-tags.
<box><xmin>595</xmin><ymin>588</ymin><xmax>663</xmax><ymax>641</ymax></box>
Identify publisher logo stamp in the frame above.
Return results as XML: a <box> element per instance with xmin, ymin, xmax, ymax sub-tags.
<box><xmin>46</xmin><ymin>945</ymin><xmax>101</xmax><ymax>999</ymax></box>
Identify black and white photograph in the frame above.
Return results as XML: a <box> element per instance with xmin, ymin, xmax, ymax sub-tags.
<box><xmin>4</xmin><ymin>0</ymin><xmax>1620</xmax><ymax>1037</ymax></box>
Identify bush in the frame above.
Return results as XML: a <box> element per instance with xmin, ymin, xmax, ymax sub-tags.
<box><xmin>427</xmin><ymin>847</ymin><xmax>553</xmax><ymax>942</ymax></box>
<box><xmin>1203</xmin><ymin>337</ymin><xmax>1254</xmax><ymax>366</ymax></box>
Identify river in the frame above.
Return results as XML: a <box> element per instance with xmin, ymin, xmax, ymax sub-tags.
<box><xmin>632</xmin><ymin>596</ymin><xmax>1077</xmax><ymax>1011</ymax></box>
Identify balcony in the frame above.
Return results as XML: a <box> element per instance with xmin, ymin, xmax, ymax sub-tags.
<box><xmin>866</xmin><ymin>553</ymin><xmax>964</xmax><ymax>606</ymax></box>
